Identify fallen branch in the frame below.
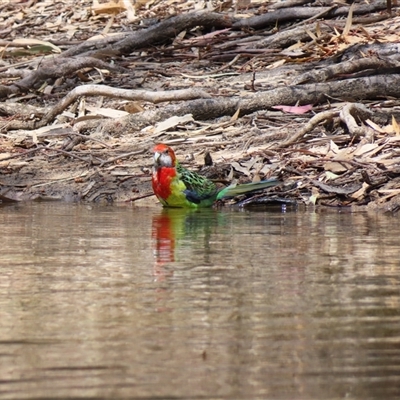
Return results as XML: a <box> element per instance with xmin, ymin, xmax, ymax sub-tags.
<box><xmin>2</xmin><ymin>85</ymin><xmax>212</xmax><ymax>131</ymax></box>
<box><xmin>125</xmin><ymin>192</ymin><xmax>154</xmax><ymax>203</ymax></box>
<box><xmin>62</xmin><ymin>11</ymin><xmax>233</xmax><ymax>58</ymax></box>
<box><xmin>81</xmin><ymin>74</ymin><xmax>400</xmax><ymax>136</ymax></box>
<box><xmin>233</xmin><ymin>1</ymin><xmax>388</xmax><ymax>30</ymax></box>
<box><xmin>0</xmin><ymin>57</ymin><xmax>123</xmax><ymax>99</ymax></box>
<box><xmin>293</xmin><ymin>56</ymin><xmax>400</xmax><ymax>84</ymax></box>
<box><xmin>339</xmin><ymin>103</ymin><xmax>375</xmax><ymax>140</ymax></box>
<box><xmin>275</xmin><ymin>110</ymin><xmax>339</xmax><ymax>149</ymax></box>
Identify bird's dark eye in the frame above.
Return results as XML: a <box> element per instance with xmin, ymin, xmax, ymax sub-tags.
<box><xmin>164</xmin><ymin>149</ymin><xmax>169</xmax><ymax>154</ymax></box>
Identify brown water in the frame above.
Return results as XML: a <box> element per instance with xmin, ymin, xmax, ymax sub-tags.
<box><xmin>0</xmin><ymin>202</ymin><xmax>399</xmax><ymax>399</ymax></box>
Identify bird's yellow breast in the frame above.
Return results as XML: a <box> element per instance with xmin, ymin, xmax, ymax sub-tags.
<box><xmin>165</xmin><ymin>176</ymin><xmax>198</xmax><ymax>208</ymax></box>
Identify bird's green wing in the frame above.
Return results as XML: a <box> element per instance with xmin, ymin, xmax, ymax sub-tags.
<box><xmin>177</xmin><ymin>163</ymin><xmax>219</xmax><ymax>205</ymax></box>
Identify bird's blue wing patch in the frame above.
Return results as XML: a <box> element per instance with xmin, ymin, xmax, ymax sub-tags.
<box><xmin>183</xmin><ymin>189</ymin><xmax>202</xmax><ymax>204</ymax></box>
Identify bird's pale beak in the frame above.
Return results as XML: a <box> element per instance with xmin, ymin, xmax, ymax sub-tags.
<box><xmin>154</xmin><ymin>151</ymin><xmax>161</xmax><ymax>166</ymax></box>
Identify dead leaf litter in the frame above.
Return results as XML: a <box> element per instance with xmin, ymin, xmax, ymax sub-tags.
<box><xmin>0</xmin><ymin>0</ymin><xmax>400</xmax><ymax>212</ymax></box>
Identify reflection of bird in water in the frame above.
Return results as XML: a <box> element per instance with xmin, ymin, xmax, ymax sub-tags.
<box><xmin>151</xmin><ymin>208</ymin><xmax>224</xmax><ymax>281</ymax></box>
<box><xmin>152</xmin><ymin>143</ymin><xmax>281</xmax><ymax>208</ymax></box>
<box><xmin>152</xmin><ymin>210</ymin><xmax>178</xmax><ymax>265</ymax></box>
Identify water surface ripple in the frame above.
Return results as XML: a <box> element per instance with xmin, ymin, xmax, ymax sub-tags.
<box><xmin>0</xmin><ymin>203</ymin><xmax>399</xmax><ymax>399</ymax></box>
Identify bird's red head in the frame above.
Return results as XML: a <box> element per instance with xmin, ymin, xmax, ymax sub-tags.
<box><xmin>153</xmin><ymin>144</ymin><xmax>177</xmax><ymax>168</ymax></box>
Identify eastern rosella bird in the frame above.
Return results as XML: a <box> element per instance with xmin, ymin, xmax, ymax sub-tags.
<box><xmin>152</xmin><ymin>143</ymin><xmax>281</xmax><ymax>208</ymax></box>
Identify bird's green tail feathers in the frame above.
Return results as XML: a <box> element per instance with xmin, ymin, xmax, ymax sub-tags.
<box><xmin>216</xmin><ymin>178</ymin><xmax>281</xmax><ymax>200</ymax></box>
